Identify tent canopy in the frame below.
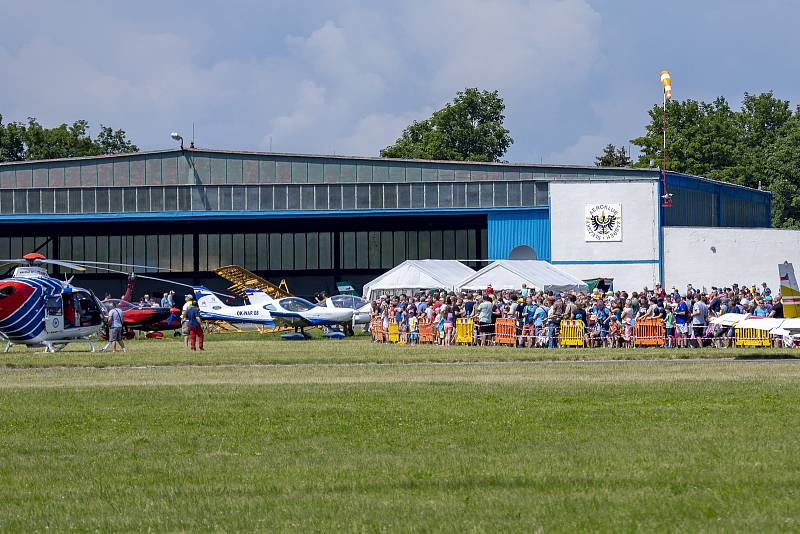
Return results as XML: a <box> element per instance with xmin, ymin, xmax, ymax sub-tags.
<box><xmin>362</xmin><ymin>260</ymin><xmax>476</xmax><ymax>300</ymax></box>
<box><xmin>458</xmin><ymin>260</ymin><xmax>589</xmax><ymax>294</ymax></box>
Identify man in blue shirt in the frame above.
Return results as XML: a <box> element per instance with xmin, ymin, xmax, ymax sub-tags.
<box><xmin>674</xmin><ymin>296</ymin><xmax>688</xmax><ymax>348</ymax></box>
<box><xmin>185</xmin><ymin>303</ymin><xmax>204</xmax><ymax>351</ymax></box>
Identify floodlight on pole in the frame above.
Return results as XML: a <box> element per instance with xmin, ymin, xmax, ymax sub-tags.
<box><xmin>170</xmin><ymin>132</ymin><xmax>184</xmax><ymax>150</ymax></box>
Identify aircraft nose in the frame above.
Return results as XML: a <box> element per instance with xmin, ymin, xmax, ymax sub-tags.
<box><xmin>0</xmin><ymin>282</ymin><xmax>35</xmax><ymax>321</ymax></box>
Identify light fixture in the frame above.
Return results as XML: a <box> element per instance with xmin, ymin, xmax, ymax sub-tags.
<box><xmin>170</xmin><ymin>132</ymin><xmax>184</xmax><ymax>150</ymax></box>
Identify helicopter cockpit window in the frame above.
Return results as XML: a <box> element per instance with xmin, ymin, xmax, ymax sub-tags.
<box><xmin>0</xmin><ymin>286</ymin><xmax>15</xmax><ymax>299</ymax></box>
<box><xmin>280</xmin><ymin>298</ymin><xmax>317</xmax><ymax>312</ymax></box>
<box><xmin>46</xmin><ymin>296</ymin><xmax>63</xmax><ymax>316</ymax></box>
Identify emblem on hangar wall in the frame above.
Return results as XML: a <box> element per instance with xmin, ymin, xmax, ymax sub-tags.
<box><xmin>585</xmin><ymin>204</ymin><xmax>622</xmax><ymax>242</ymax></box>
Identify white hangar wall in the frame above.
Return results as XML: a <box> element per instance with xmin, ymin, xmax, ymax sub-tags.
<box><xmin>549</xmin><ymin>180</ymin><xmax>660</xmax><ymax>291</ymax></box>
<box><xmin>664</xmin><ymin>227</ymin><xmax>800</xmax><ymax>291</ymax></box>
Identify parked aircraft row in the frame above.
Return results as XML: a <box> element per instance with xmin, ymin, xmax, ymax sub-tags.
<box><xmin>0</xmin><ymin>253</ymin><xmax>371</xmax><ymax>352</ymax></box>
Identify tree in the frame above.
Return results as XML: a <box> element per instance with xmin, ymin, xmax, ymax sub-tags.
<box><xmin>630</xmin><ymin>91</ymin><xmax>799</xmax><ymax>227</ymax></box>
<box><xmin>595</xmin><ymin>144</ymin><xmax>632</xmax><ymax>167</ymax></box>
<box><xmin>0</xmin><ymin>114</ymin><xmax>26</xmax><ymax>162</ymax></box>
<box><xmin>381</xmin><ymin>88</ymin><xmax>513</xmax><ymax>162</ymax></box>
<box><xmin>0</xmin><ymin>115</ymin><xmax>138</xmax><ymax>163</ymax></box>
<box><xmin>764</xmin><ymin>113</ymin><xmax>800</xmax><ymax>229</ymax></box>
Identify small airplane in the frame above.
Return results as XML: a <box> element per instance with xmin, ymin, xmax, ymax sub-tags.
<box><xmin>320</xmin><ymin>294</ymin><xmax>372</xmax><ymax>335</ymax></box>
<box><xmin>193</xmin><ymin>286</ymin><xmax>276</xmax><ymax>327</ymax></box>
<box><xmin>241</xmin><ymin>290</ymin><xmax>353</xmax><ymax>335</ymax></box>
<box><xmin>0</xmin><ymin>253</ymin><xmax>105</xmax><ymax>352</ymax></box>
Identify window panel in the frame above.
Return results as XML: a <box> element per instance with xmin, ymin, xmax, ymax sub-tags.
<box><xmin>274</xmin><ymin>185</ymin><xmax>287</xmax><ymax>210</ymax></box>
<box><xmin>438</xmin><ymin>183</ymin><xmax>452</xmax><ymax>208</ymax></box>
<box><xmin>393</xmin><ymin>231</ymin><xmax>406</xmax><ymax>265</ymax></box>
<box><xmin>398</xmin><ymin>184</ymin><xmax>411</xmax><ymax>209</ymax></box>
<box><xmin>507</xmin><ymin>182</ymin><xmax>521</xmax><ymax>206</ymax></box>
<box><xmin>287</xmin><ymin>186</ymin><xmax>301</xmax><ymax>210</ymax></box>
<box><xmin>0</xmin><ymin>237</ymin><xmax>9</xmax><ymax>260</ymax></box>
<box><xmin>136</xmin><ymin>188</ymin><xmax>150</xmax><ymax>212</ymax></box>
<box><xmin>453</xmin><ymin>183</ymin><xmax>466</xmax><ymax>208</ymax></box>
<box><xmin>294</xmin><ymin>233</ymin><xmax>306</xmax><ymax>270</ymax></box>
<box><xmin>184</xmin><ymin>234</ymin><xmax>193</xmax><ymax>272</ymax></box>
<box><xmin>41</xmin><ymin>189</ymin><xmax>54</xmax><ymax>213</ymax></box>
<box><xmin>341</xmin><ymin>231</ymin><xmax>356</xmax><ymax>269</ymax></box>
<box><xmin>522</xmin><ymin>182</ymin><xmax>535</xmax><ymax>206</ymax></box>
<box><xmin>198</xmin><ymin>234</ymin><xmax>208</xmax><ymax>271</ymax></box>
<box><xmin>418</xmin><ymin>230</ymin><xmax>430</xmax><ymax>259</ymax></box>
<box><xmin>356</xmin><ymin>232</ymin><xmax>368</xmax><ymax>269</ymax></box>
<box><xmin>368</xmin><ymin>232</ymin><xmax>381</xmax><ymax>269</ymax></box>
<box><xmin>328</xmin><ymin>185</ymin><xmax>342</xmax><ymax>210</ymax></box>
<box><xmin>480</xmin><ymin>183</ymin><xmax>493</xmax><ymax>207</ymax></box>
<box><xmin>260</xmin><ymin>186</ymin><xmax>273</xmax><ymax>210</ymax></box>
<box><xmin>159</xmin><ymin>235</ymin><xmax>171</xmax><ymax>271</ymax></box>
<box><xmin>69</xmin><ymin>189</ymin><xmax>81</xmax><ymax>213</ymax></box>
<box><xmin>13</xmin><ymin>191</ymin><xmax>26</xmax><ymax>214</ymax></box>
<box><xmin>207</xmin><ymin>234</ymin><xmax>220</xmax><ymax>271</ymax></box>
<box><xmin>245</xmin><ymin>234</ymin><xmax>257</xmax><ymax>270</ymax></box>
<box><xmin>220</xmin><ymin>187</ymin><xmax>233</xmax><ymax>211</ymax></box>
<box><xmin>146</xmin><ymin>235</ymin><xmax>158</xmax><ymax>271</ymax></box>
<box><xmin>220</xmin><ymin>234</ymin><xmax>233</xmax><ymax>267</ymax></box>
<box><xmin>443</xmin><ymin>230</ymin><xmax>456</xmax><ymax>259</ymax></box>
<box><xmin>342</xmin><ymin>185</ymin><xmax>355</xmax><ymax>210</ymax></box>
<box><xmin>55</xmin><ymin>190</ymin><xmax>68</xmax><ymax>213</ymax></box>
<box><xmin>370</xmin><ymin>184</ymin><xmax>383</xmax><ymax>209</ymax></box>
<box><xmin>233</xmin><ymin>234</ymin><xmax>245</xmax><ymax>266</ymax></box>
<box><xmin>269</xmin><ymin>234</ymin><xmax>282</xmax><ymax>270</ymax></box>
<box><xmin>171</xmin><ymin>234</ymin><xmax>183</xmax><ymax>271</ymax></box>
<box><xmin>151</xmin><ymin>187</ymin><xmax>164</xmax><ymax>211</ymax></box>
<box><xmin>384</xmin><ymin>184</ymin><xmax>397</xmax><ymax>209</ymax></box>
<box><xmin>123</xmin><ymin>187</ymin><xmax>136</xmax><ymax>212</ymax></box>
<box><xmin>164</xmin><ymin>187</ymin><xmax>177</xmax><ymax>211</ymax></box>
<box><xmin>405</xmin><ymin>231</ymin><xmax>418</xmax><ymax>260</ymax></box>
<box><xmin>319</xmin><ymin>232</ymin><xmax>332</xmax><ymax>269</ymax></box>
<box><xmin>281</xmin><ymin>234</ymin><xmax>294</xmax><ymax>270</ymax></box>
<box><xmin>424</xmin><ymin>183</ymin><xmax>438</xmax><ymax>207</ymax></box>
<box><xmin>256</xmin><ymin>233</ymin><xmax>268</xmax><ymax>270</ymax></box>
<box><xmin>96</xmin><ymin>236</ymin><xmax>109</xmax><ymax>268</ymax></box>
<box><xmin>356</xmin><ymin>185</ymin><xmax>370</xmax><ymax>209</ymax></box>
<box><xmin>380</xmin><ymin>231</ymin><xmax>393</xmax><ymax>268</ymax></box>
<box><xmin>301</xmin><ymin>185</ymin><xmax>314</xmax><ymax>209</ymax></box>
<box><xmin>133</xmin><ymin>235</ymin><xmax>146</xmax><ymax>268</ymax></box>
<box><xmin>246</xmin><ymin>186</ymin><xmax>259</xmax><ymax>210</ymax></box>
<box><xmin>27</xmin><ymin>190</ymin><xmax>40</xmax><ymax>214</ymax></box>
<box><xmin>535</xmin><ymin>182</ymin><xmax>549</xmax><ymax>205</ymax></box>
<box><xmin>232</xmin><ymin>186</ymin><xmax>246</xmax><ymax>210</ymax></box>
<box><xmin>306</xmin><ymin>232</ymin><xmax>319</xmax><ymax>270</ymax></box>
<box><xmin>109</xmin><ymin>236</ymin><xmax>121</xmax><ymax>266</ymax></box>
<box><xmin>411</xmin><ymin>184</ymin><xmax>424</xmax><ymax>207</ymax></box>
<box><xmin>493</xmin><ymin>182</ymin><xmax>508</xmax><ymax>207</ymax></box>
<box><xmin>430</xmin><ymin>231</ymin><xmax>443</xmax><ymax>259</ymax></box>
<box><xmin>314</xmin><ymin>185</ymin><xmax>328</xmax><ymax>210</ymax></box>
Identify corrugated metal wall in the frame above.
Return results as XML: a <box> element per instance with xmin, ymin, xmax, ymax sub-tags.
<box><xmin>487</xmin><ymin>209</ymin><xmax>550</xmax><ymax>261</ymax></box>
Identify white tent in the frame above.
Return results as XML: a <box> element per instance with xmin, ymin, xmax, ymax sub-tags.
<box><xmin>362</xmin><ymin>260</ymin><xmax>476</xmax><ymax>300</ymax></box>
<box><xmin>458</xmin><ymin>260</ymin><xmax>589</xmax><ymax>294</ymax></box>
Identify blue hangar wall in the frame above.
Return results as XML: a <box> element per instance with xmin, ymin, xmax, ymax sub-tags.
<box><xmin>0</xmin><ymin>148</ymin><xmax>772</xmax><ymax>295</ymax></box>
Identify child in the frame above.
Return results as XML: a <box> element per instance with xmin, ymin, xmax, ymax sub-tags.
<box><xmin>408</xmin><ymin>313</ymin><xmax>419</xmax><ymax>345</ymax></box>
<box><xmin>399</xmin><ymin>310</ymin><xmax>409</xmax><ymax>344</ymax></box>
<box><xmin>608</xmin><ymin>316</ymin><xmax>621</xmax><ymax>348</ymax></box>
<box><xmin>444</xmin><ymin>309</ymin><xmax>455</xmax><ymax>345</ymax></box>
<box><xmin>664</xmin><ymin>305</ymin><xmax>675</xmax><ymax>348</ymax></box>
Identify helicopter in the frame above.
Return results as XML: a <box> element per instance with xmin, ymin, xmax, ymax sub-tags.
<box><xmin>0</xmin><ymin>253</ymin><xmax>106</xmax><ymax>353</ymax></box>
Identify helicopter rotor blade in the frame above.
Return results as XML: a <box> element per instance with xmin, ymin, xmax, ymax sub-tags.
<box><xmin>35</xmin><ymin>259</ymin><xmax>86</xmax><ymax>271</ymax></box>
<box><xmin>79</xmin><ymin>264</ymin><xmax>235</xmax><ymax>299</ymax></box>
<box><xmin>72</xmin><ymin>260</ymin><xmax>171</xmax><ymax>272</ymax></box>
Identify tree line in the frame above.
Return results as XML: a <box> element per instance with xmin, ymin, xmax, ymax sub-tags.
<box><xmin>382</xmin><ymin>89</ymin><xmax>800</xmax><ymax>229</ymax></box>
<box><xmin>0</xmin><ymin>115</ymin><xmax>137</xmax><ymax>162</ymax></box>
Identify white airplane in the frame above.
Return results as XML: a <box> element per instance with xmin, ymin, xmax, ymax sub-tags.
<box><xmin>193</xmin><ymin>286</ymin><xmax>276</xmax><ymax>327</ymax></box>
<box><xmin>243</xmin><ymin>290</ymin><xmax>353</xmax><ymax>334</ymax></box>
<box><xmin>321</xmin><ymin>295</ymin><xmax>372</xmax><ymax>325</ymax></box>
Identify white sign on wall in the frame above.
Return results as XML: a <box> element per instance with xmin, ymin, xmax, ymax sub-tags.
<box><xmin>585</xmin><ymin>203</ymin><xmax>622</xmax><ymax>242</ymax></box>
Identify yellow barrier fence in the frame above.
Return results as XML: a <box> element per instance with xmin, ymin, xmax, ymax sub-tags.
<box><xmin>456</xmin><ymin>318</ymin><xmax>474</xmax><ymax>345</ymax></box>
<box><xmin>735</xmin><ymin>327</ymin><xmax>771</xmax><ymax>347</ymax></box>
<box><xmin>387</xmin><ymin>318</ymin><xmax>399</xmax><ymax>343</ymax></box>
<box><xmin>559</xmin><ymin>320</ymin><xmax>585</xmax><ymax>347</ymax></box>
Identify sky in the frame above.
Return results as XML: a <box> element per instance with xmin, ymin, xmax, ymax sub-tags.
<box><xmin>1</xmin><ymin>0</ymin><xmax>798</xmax><ymax>164</ymax></box>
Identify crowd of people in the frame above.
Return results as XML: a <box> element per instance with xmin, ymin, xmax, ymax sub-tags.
<box><xmin>370</xmin><ymin>281</ymin><xmax>787</xmax><ymax>348</ymax></box>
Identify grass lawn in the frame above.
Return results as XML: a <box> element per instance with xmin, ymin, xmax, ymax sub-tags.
<box><xmin>1</xmin><ymin>352</ymin><xmax>799</xmax><ymax>531</ymax></box>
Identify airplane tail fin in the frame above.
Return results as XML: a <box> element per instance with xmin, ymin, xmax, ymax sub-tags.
<box><xmin>192</xmin><ymin>285</ymin><xmax>221</xmax><ymax>306</ymax></box>
<box><xmin>779</xmin><ymin>262</ymin><xmax>800</xmax><ymax>318</ymax></box>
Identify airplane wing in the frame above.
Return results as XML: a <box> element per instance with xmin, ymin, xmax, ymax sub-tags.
<box><xmin>214</xmin><ymin>265</ymin><xmax>292</xmax><ymax>299</ymax></box>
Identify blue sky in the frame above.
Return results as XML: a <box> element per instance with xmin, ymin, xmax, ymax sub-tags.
<box><xmin>1</xmin><ymin>0</ymin><xmax>798</xmax><ymax>164</ymax></box>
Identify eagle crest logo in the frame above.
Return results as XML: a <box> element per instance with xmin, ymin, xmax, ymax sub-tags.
<box><xmin>585</xmin><ymin>204</ymin><xmax>622</xmax><ymax>241</ymax></box>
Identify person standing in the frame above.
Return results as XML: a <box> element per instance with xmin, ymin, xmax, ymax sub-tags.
<box><xmin>181</xmin><ymin>294</ymin><xmax>194</xmax><ymax>347</ymax></box>
<box><xmin>185</xmin><ymin>302</ymin><xmax>204</xmax><ymax>351</ymax></box>
<box><xmin>101</xmin><ymin>302</ymin><xmax>126</xmax><ymax>353</ymax></box>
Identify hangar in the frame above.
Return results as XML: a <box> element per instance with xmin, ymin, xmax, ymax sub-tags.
<box><xmin>0</xmin><ymin>146</ymin><xmax>780</xmax><ymax>295</ymax></box>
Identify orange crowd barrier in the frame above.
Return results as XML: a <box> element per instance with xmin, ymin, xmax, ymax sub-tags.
<box><xmin>634</xmin><ymin>318</ymin><xmax>665</xmax><ymax>347</ymax></box>
<box><xmin>495</xmin><ymin>318</ymin><xmax>516</xmax><ymax>346</ymax></box>
<box><xmin>418</xmin><ymin>318</ymin><xmax>435</xmax><ymax>344</ymax></box>
<box><xmin>370</xmin><ymin>318</ymin><xmax>384</xmax><ymax>342</ymax></box>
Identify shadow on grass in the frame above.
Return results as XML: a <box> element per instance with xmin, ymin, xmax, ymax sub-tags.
<box><xmin>733</xmin><ymin>352</ymin><xmax>800</xmax><ymax>360</ymax></box>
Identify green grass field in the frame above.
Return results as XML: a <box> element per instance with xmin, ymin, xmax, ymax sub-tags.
<box><xmin>1</xmin><ymin>337</ymin><xmax>799</xmax><ymax>531</ymax></box>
